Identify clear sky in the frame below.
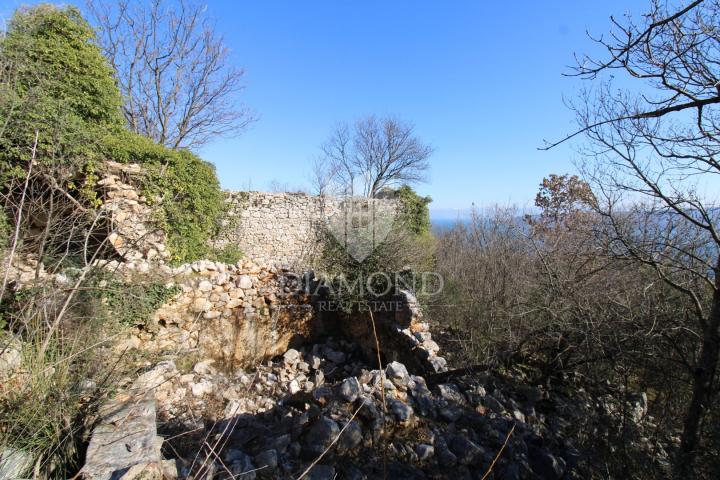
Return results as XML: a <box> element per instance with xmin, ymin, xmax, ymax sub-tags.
<box><xmin>1</xmin><ymin>0</ymin><xmax>651</xmax><ymax>217</ymax></box>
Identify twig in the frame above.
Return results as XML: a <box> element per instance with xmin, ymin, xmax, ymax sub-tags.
<box><xmin>1</xmin><ymin>130</ymin><xmax>38</xmax><ymax>300</ymax></box>
<box><xmin>480</xmin><ymin>423</ymin><xmax>516</xmax><ymax>480</ymax></box>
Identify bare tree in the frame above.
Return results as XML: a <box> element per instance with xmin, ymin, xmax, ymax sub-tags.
<box><xmin>547</xmin><ymin>1</ymin><xmax>720</xmax><ymax>476</ymax></box>
<box><xmin>308</xmin><ymin>156</ymin><xmax>338</xmax><ymax>196</ymax></box>
<box><xmin>87</xmin><ymin>0</ymin><xmax>255</xmax><ymax>150</ymax></box>
<box><xmin>321</xmin><ymin>116</ymin><xmax>432</xmax><ymax>197</ymax></box>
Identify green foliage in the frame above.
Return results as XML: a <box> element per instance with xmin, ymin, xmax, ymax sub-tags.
<box><xmin>0</xmin><ymin>6</ymin><xmax>228</xmax><ymax>264</ymax></box>
<box><xmin>0</xmin><ymin>4</ymin><xmax>123</xmax><ymax>184</ymax></box>
<box><xmin>99</xmin><ymin>275</ymin><xmax>181</xmax><ymax>327</ymax></box>
<box><xmin>0</xmin><ymin>209</ymin><xmax>9</xmax><ymax>250</ymax></box>
<box><xmin>209</xmin><ymin>243</ymin><xmax>244</xmax><ymax>265</ymax></box>
<box><xmin>100</xmin><ymin>129</ymin><xmax>230</xmax><ymax>264</ymax></box>
<box><xmin>395</xmin><ymin>185</ymin><xmax>432</xmax><ymax>235</ymax></box>
<box><xmin>317</xmin><ymin>231</ymin><xmax>436</xmax><ymax>314</ymax></box>
<box><xmin>316</xmin><ymin>189</ymin><xmax>436</xmax><ymax>312</ymax></box>
<box><xmin>146</xmin><ymin>150</ymin><xmax>226</xmax><ymax>264</ymax></box>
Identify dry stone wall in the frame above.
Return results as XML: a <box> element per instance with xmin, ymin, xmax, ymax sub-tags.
<box><xmin>115</xmin><ymin>259</ymin><xmax>316</xmax><ymax>369</ymax></box>
<box><xmin>216</xmin><ymin>192</ymin><xmax>401</xmax><ymax>269</ymax></box>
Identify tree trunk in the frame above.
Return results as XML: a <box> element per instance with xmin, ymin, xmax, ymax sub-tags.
<box><xmin>674</xmin><ymin>259</ymin><xmax>720</xmax><ymax>478</ymax></box>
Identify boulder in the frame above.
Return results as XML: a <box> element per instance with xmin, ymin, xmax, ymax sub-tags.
<box><xmin>0</xmin><ymin>448</ymin><xmax>33</xmax><ymax>480</ymax></box>
<box><xmin>449</xmin><ymin>435</ymin><xmax>485</xmax><ymax>466</ymax></box>
<box><xmin>253</xmin><ymin>449</ymin><xmax>278</xmax><ymax>470</ymax></box>
<box><xmin>416</xmin><ymin>444</ymin><xmax>434</xmax><ymax>461</ymax></box>
<box><xmin>338</xmin><ymin>420</ymin><xmax>363</xmax><ymax>452</ymax></box>
<box><xmin>389</xmin><ymin>398</ymin><xmax>414</xmax><ymax>424</ymax></box>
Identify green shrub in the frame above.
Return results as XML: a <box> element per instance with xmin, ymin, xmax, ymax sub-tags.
<box><xmin>1</xmin><ymin>6</ymin><xmax>228</xmax><ymax>264</ymax></box>
<box><xmin>395</xmin><ymin>185</ymin><xmax>432</xmax><ymax>235</ymax></box>
<box><xmin>0</xmin><ymin>209</ymin><xmax>9</xmax><ymax>249</ymax></box>
<box><xmin>79</xmin><ymin>269</ymin><xmax>181</xmax><ymax>327</ymax></box>
<box><xmin>314</xmin><ymin>186</ymin><xmax>436</xmax><ymax>312</ymax></box>
<box><xmin>145</xmin><ymin>149</ymin><xmax>226</xmax><ymax>264</ymax></box>
<box><xmin>209</xmin><ymin>243</ymin><xmax>244</xmax><ymax>265</ymax></box>
<box><xmin>99</xmin><ymin>275</ymin><xmax>182</xmax><ymax>327</ymax></box>
<box><xmin>0</xmin><ymin>5</ymin><xmax>123</xmax><ymax>185</ymax></box>
<box><xmin>100</xmin><ymin>130</ymin><xmax>228</xmax><ymax>264</ymax></box>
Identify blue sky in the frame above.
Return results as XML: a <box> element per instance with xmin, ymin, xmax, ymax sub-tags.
<box><xmin>1</xmin><ymin>0</ymin><xmax>650</xmax><ymax>217</ymax></box>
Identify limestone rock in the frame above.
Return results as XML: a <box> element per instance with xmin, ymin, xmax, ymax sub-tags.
<box><xmin>339</xmin><ymin>377</ymin><xmax>361</xmax><ymax>403</ymax></box>
<box><xmin>0</xmin><ymin>448</ymin><xmax>33</xmax><ymax>479</ymax></box>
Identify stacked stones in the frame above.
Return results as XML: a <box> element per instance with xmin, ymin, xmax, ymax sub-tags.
<box><xmin>98</xmin><ymin>161</ymin><xmax>169</xmax><ymax>262</ymax></box>
<box><xmin>393</xmin><ymin>290</ymin><xmax>448</xmax><ymax>373</ymax></box>
<box><xmin>217</xmin><ymin>191</ymin><xmax>401</xmax><ymax>269</ymax></box>
<box><xmin>124</xmin><ymin>259</ymin><xmax>315</xmax><ymax>368</ymax></box>
<box><xmin>116</xmin><ymin>260</ymin><xmax>449</xmax><ymax>377</ymax></box>
<box><xmin>217</xmin><ymin>191</ymin><xmax>332</xmax><ymax>268</ymax></box>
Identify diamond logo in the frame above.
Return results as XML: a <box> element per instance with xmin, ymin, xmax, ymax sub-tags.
<box><xmin>325</xmin><ymin>197</ymin><xmax>398</xmax><ymax>261</ymax></box>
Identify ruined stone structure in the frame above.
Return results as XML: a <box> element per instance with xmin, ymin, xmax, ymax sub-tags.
<box><xmin>216</xmin><ymin>191</ymin><xmax>400</xmax><ymax>269</ymax></box>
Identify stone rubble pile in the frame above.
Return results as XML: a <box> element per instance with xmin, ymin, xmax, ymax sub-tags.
<box><xmin>89</xmin><ymin>336</ymin><xmax>667</xmax><ymax>480</ymax></box>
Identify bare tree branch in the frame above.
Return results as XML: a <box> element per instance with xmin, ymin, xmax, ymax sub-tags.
<box><xmin>320</xmin><ymin>116</ymin><xmax>432</xmax><ymax>197</ymax></box>
<box><xmin>87</xmin><ymin>0</ymin><xmax>256</xmax><ymax>149</ymax></box>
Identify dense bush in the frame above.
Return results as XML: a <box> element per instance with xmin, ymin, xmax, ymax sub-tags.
<box><xmin>0</xmin><ymin>269</ymin><xmax>183</xmax><ymax>477</ymax></box>
<box><xmin>0</xmin><ymin>5</ymin><xmax>122</xmax><ymax>185</ymax></box>
<box><xmin>0</xmin><ymin>8</ymin><xmax>232</xmax><ymax>475</ymax></box>
<box><xmin>95</xmin><ymin>273</ymin><xmax>182</xmax><ymax>327</ymax></box>
<box><xmin>316</xmin><ymin>187</ymin><xmax>436</xmax><ymax>311</ymax></box>
<box><xmin>430</xmin><ymin>177</ymin><xmax>717</xmax><ymax>478</ymax></box>
<box><xmin>395</xmin><ymin>185</ymin><xmax>432</xmax><ymax>235</ymax></box>
<box><xmin>0</xmin><ymin>209</ymin><xmax>9</xmax><ymax>249</ymax></box>
<box><xmin>0</xmin><ymin>5</ymin><xmax>228</xmax><ymax>264</ymax></box>
<box><xmin>100</xmin><ymin>130</ymin><xmax>229</xmax><ymax>264</ymax></box>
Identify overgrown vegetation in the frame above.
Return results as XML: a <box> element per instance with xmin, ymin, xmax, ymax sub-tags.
<box><xmin>316</xmin><ymin>186</ymin><xmax>436</xmax><ymax>311</ymax></box>
<box><xmin>101</xmin><ymin>130</ymin><xmax>231</xmax><ymax>263</ymax></box>
<box><xmin>0</xmin><ymin>5</ymin><xmax>232</xmax><ymax>477</ymax></box>
<box><xmin>0</xmin><ymin>278</ymin><xmax>135</xmax><ymax>478</ymax></box>
<box><xmin>0</xmin><ymin>5</ymin><xmax>122</xmax><ymax>184</ymax></box>
<box><xmin>94</xmin><ymin>273</ymin><xmax>182</xmax><ymax>328</ymax></box>
<box><xmin>0</xmin><ymin>5</ymin><xmax>228</xmax><ymax>265</ymax></box>
<box><xmin>431</xmin><ymin>174</ymin><xmax>718</xmax><ymax>478</ymax></box>
<box><xmin>394</xmin><ymin>185</ymin><xmax>432</xmax><ymax>235</ymax></box>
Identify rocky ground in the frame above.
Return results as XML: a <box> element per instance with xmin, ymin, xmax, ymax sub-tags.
<box><xmin>83</xmin><ymin>333</ymin><xmax>671</xmax><ymax>480</ymax></box>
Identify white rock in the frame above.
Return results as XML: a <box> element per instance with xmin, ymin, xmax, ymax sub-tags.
<box><xmin>192</xmin><ymin>297</ymin><xmax>210</xmax><ymax>312</ymax></box>
<box><xmin>191</xmin><ymin>380</ymin><xmax>214</xmax><ymax>397</ymax></box>
<box><xmin>193</xmin><ymin>360</ymin><xmax>216</xmax><ymax>375</ymax></box>
<box><xmin>283</xmin><ymin>349</ymin><xmax>301</xmax><ymax>365</ymax></box>
<box><xmin>237</xmin><ymin>275</ymin><xmax>253</xmax><ymax>289</ymax></box>
<box><xmin>0</xmin><ymin>448</ymin><xmax>33</xmax><ymax>479</ymax></box>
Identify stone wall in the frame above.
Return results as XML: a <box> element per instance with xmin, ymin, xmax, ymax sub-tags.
<box><xmin>121</xmin><ymin>258</ymin><xmax>447</xmax><ymax>373</ymax></box>
<box><xmin>122</xmin><ymin>259</ymin><xmax>316</xmax><ymax>369</ymax></box>
<box><xmin>216</xmin><ymin>191</ymin><xmax>400</xmax><ymax>269</ymax></box>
